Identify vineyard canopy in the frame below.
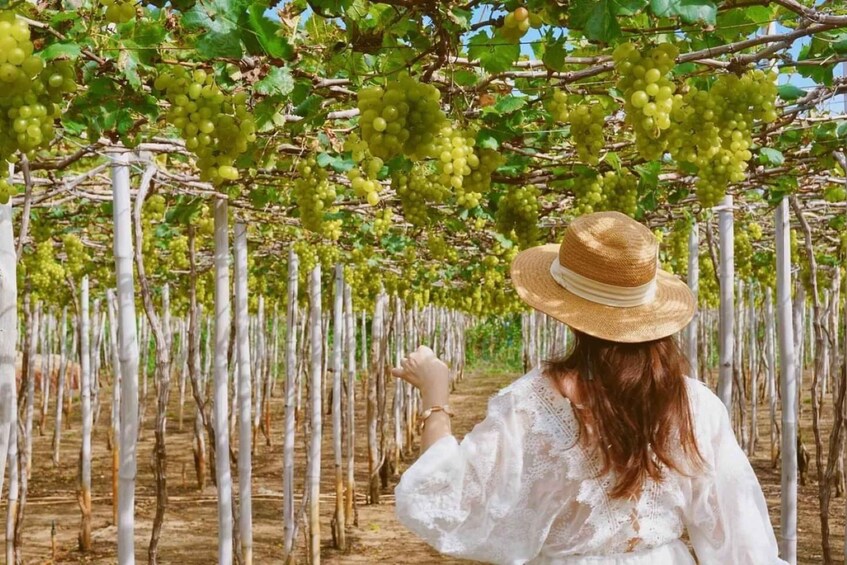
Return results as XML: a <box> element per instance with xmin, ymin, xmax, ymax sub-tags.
<box><xmin>2</xmin><ymin>0</ymin><xmax>846</xmax><ymax>313</ymax></box>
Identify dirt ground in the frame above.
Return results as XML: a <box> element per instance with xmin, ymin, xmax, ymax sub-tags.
<box><xmin>7</xmin><ymin>366</ymin><xmax>843</xmax><ymax>564</ymax></box>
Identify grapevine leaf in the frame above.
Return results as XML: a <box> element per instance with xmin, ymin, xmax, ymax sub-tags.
<box><xmin>651</xmin><ymin>0</ymin><xmax>716</xmax><ymax>25</ymax></box>
<box><xmin>245</xmin><ymin>2</ymin><xmax>294</xmax><ymax>59</ymax></box>
<box><xmin>492</xmin><ymin>232</ymin><xmax>515</xmax><ymax>249</ymax></box>
<box><xmin>40</xmin><ymin>42</ymin><xmax>82</xmax><ymax>61</ymax></box>
<box><xmin>603</xmin><ymin>152</ymin><xmax>622</xmax><ymax>172</ymax></box>
<box><xmin>569</xmin><ymin>0</ymin><xmax>621</xmax><ymax>42</ymax></box>
<box><xmin>777</xmin><ymin>84</ymin><xmax>806</xmax><ymax>101</ymax></box>
<box><xmin>833</xmin><ymin>33</ymin><xmax>847</xmax><ymax>54</ymax></box>
<box><xmin>467</xmin><ymin>31</ymin><xmax>520</xmax><ymax>74</ymax></box>
<box><xmin>492</xmin><ymin>95</ymin><xmax>527</xmax><ymax>115</ymax></box>
<box><xmin>255</xmin><ymin>66</ymin><xmax>295</xmax><ymax>97</ymax></box>
<box><xmin>758</xmin><ymin>147</ymin><xmax>785</xmax><ymax>166</ymax></box>
<box><xmin>616</xmin><ymin>0</ymin><xmax>649</xmax><ymax>16</ymax></box>
<box><xmin>197</xmin><ymin>31</ymin><xmax>243</xmax><ymax>59</ymax></box>
<box><xmin>542</xmin><ymin>36</ymin><xmax>567</xmax><ymax>71</ymax></box>
<box><xmin>836</xmin><ymin>121</ymin><xmax>847</xmax><ymax>138</ymax></box>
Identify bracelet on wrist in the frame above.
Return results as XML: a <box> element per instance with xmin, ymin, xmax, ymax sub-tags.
<box><xmin>419</xmin><ymin>404</ymin><xmax>454</xmax><ymax>433</ymax></box>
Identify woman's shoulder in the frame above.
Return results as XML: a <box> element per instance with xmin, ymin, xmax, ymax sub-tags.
<box><xmin>488</xmin><ymin>368</ymin><xmax>579</xmax><ymax>446</ymax></box>
<box><xmin>683</xmin><ymin>376</ymin><xmax>729</xmax><ymax>437</ymax></box>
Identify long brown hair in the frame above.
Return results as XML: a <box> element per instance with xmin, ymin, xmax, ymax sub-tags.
<box><xmin>544</xmin><ymin>331</ymin><xmax>703</xmax><ymax>500</ymax></box>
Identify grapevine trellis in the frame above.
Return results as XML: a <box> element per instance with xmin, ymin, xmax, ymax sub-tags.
<box><xmin>0</xmin><ymin>0</ymin><xmax>844</xmax><ymax>564</ymax></box>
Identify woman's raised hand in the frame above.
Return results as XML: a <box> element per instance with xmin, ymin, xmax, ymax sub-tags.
<box><xmin>391</xmin><ymin>345</ymin><xmax>450</xmax><ymax>408</ymax></box>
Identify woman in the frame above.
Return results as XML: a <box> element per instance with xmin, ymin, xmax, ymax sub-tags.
<box><xmin>392</xmin><ymin>212</ymin><xmax>786</xmax><ymax>564</ymax></box>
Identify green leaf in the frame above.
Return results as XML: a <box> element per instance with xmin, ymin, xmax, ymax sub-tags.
<box><xmin>542</xmin><ymin>36</ymin><xmax>567</xmax><ymax>71</ymax></box>
<box><xmin>777</xmin><ymin>84</ymin><xmax>807</xmax><ymax>101</ymax></box>
<box><xmin>603</xmin><ymin>152</ymin><xmax>622</xmax><ymax>171</ymax></box>
<box><xmin>40</xmin><ymin>42</ymin><xmax>82</xmax><ymax>61</ymax></box>
<box><xmin>245</xmin><ymin>2</ymin><xmax>294</xmax><ymax>59</ymax></box>
<box><xmin>758</xmin><ymin>147</ymin><xmax>785</xmax><ymax>166</ymax></box>
<box><xmin>836</xmin><ymin>121</ymin><xmax>847</xmax><ymax>139</ymax></box>
<box><xmin>255</xmin><ymin>66</ymin><xmax>294</xmax><ymax>97</ymax></box>
<box><xmin>467</xmin><ymin>31</ymin><xmax>520</xmax><ymax>74</ymax></box>
<box><xmin>635</xmin><ymin>161</ymin><xmax>661</xmax><ymax>192</ymax></box>
<box><xmin>616</xmin><ymin>0</ymin><xmax>649</xmax><ymax>16</ymax></box>
<box><xmin>493</xmin><ymin>95</ymin><xmax>527</xmax><ymax>115</ymax></box>
<box><xmin>197</xmin><ymin>31</ymin><xmax>243</xmax><ymax>59</ymax></box>
<box><xmin>569</xmin><ymin>0</ymin><xmax>621</xmax><ymax>42</ymax></box>
<box><xmin>651</xmin><ymin>0</ymin><xmax>716</xmax><ymax>25</ymax></box>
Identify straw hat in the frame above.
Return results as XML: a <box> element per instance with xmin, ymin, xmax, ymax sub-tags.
<box><xmin>510</xmin><ymin>211</ymin><xmax>696</xmax><ymax>343</ymax></box>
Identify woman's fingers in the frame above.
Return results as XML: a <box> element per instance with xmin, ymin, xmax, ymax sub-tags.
<box><xmin>391</xmin><ymin>366</ymin><xmax>420</xmax><ymax>388</ymax></box>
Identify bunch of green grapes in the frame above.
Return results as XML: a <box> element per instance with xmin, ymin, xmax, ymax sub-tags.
<box><xmin>393</xmin><ymin>165</ymin><xmax>450</xmax><ymax>226</ymax></box>
<box><xmin>572</xmin><ymin>172</ymin><xmax>604</xmax><ymax>215</ymax></box>
<box><xmin>345</xmin><ymin>247</ymin><xmax>383</xmax><ymax>310</ymax></box>
<box><xmin>546</xmin><ymin>89</ymin><xmax>570</xmax><ymax>123</ymax></box>
<box><xmin>698</xmin><ymin>253</ymin><xmax>719</xmax><ymax>308</ymax></box>
<box><xmin>598</xmin><ymin>169</ymin><xmax>638</xmax><ymax>216</ymax></box>
<box><xmin>429</xmin><ymin>126</ymin><xmax>480</xmax><ymax>206</ymax></box>
<box><xmin>168</xmin><ymin>234</ymin><xmax>190</xmax><ymax>270</ymax></box>
<box><xmin>753</xmin><ymin>251</ymin><xmax>776</xmax><ymax>290</ymax></box>
<box><xmin>461</xmin><ymin>147</ymin><xmax>504</xmax><ymax>205</ymax></box>
<box><xmin>495</xmin><ymin>185</ymin><xmax>540</xmax><ymax>248</ymax></box>
<box><xmin>100</xmin><ymin>0</ymin><xmax>135</xmax><ymax>23</ymax></box>
<box><xmin>292</xmin><ymin>156</ymin><xmax>338</xmax><ymax>235</ymax></box>
<box><xmin>499</xmin><ymin>7</ymin><xmax>533</xmax><ymax>42</ymax></box>
<box><xmin>569</xmin><ymin>101</ymin><xmax>606</xmax><ymax>165</ymax></box>
<box><xmin>0</xmin><ymin>178</ymin><xmax>16</xmax><ymax>204</ymax></box>
<box><xmin>29</xmin><ymin>240</ymin><xmax>66</xmax><ymax>298</ymax></box>
<box><xmin>668</xmin><ymin>70</ymin><xmax>779</xmax><ymax>207</ymax></box>
<box><xmin>356</xmin><ymin>73</ymin><xmax>447</xmax><ymax>161</ymax></box>
<box><xmin>427</xmin><ymin>233</ymin><xmax>458</xmax><ymax>261</ymax></box>
<box><xmin>372</xmin><ymin>208</ymin><xmax>392</xmax><ymax>238</ymax></box>
<box><xmin>344</xmin><ymin>132</ymin><xmax>382</xmax><ymax>205</ymax></box>
<box><xmin>664</xmin><ymin>218</ymin><xmax>690</xmax><ymax>277</ymax></box>
<box><xmin>153</xmin><ymin>67</ymin><xmax>255</xmax><ymax>186</ymax></box>
<box><xmin>613</xmin><ymin>42</ymin><xmax>679</xmax><ymax>160</ymax></box>
<box><xmin>61</xmin><ymin>233</ymin><xmax>87</xmax><ymax>279</ymax></box>
<box><xmin>735</xmin><ymin>226</ymin><xmax>753</xmax><ymax>280</ymax></box>
<box><xmin>748</xmin><ymin>221</ymin><xmax>763</xmax><ymax>241</ymax></box>
<box><xmin>0</xmin><ymin>13</ymin><xmax>77</xmax><ymax>162</ymax></box>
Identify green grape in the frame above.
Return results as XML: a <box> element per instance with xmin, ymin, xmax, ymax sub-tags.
<box><xmin>100</xmin><ymin>0</ymin><xmax>135</xmax><ymax>23</ymax></box>
<box><xmin>0</xmin><ymin>177</ymin><xmax>15</xmax><ymax>204</ymax></box>
<box><xmin>598</xmin><ymin>169</ymin><xmax>638</xmax><ymax>216</ymax></box>
<box><xmin>499</xmin><ymin>6</ymin><xmax>531</xmax><ymax>43</ymax></box>
<box><xmin>495</xmin><ymin>185</ymin><xmax>540</xmax><ymax>248</ymax></box>
<box><xmin>153</xmin><ymin>66</ymin><xmax>255</xmax><ymax>186</ymax></box>
<box><xmin>569</xmin><ymin>101</ymin><xmax>606</xmax><ymax>165</ymax></box>
<box><xmin>614</xmin><ymin>42</ymin><xmax>679</xmax><ymax>160</ymax></box>
<box><xmin>546</xmin><ymin>88</ymin><xmax>570</xmax><ymax>123</ymax></box>
<box><xmin>356</xmin><ymin>73</ymin><xmax>447</xmax><ymax>161</ymax></box>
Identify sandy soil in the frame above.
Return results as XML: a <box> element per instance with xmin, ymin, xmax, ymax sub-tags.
<box><xmin>7</xmin><ymin>367</ymin><xmax>843</xmax><ymax>564</ymax></box>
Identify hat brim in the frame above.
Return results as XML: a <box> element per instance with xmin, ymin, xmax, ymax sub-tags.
<box><xmin>511</xmin><ymin>244</ymin><xmax>696</xmax><ymax>343</ymax></box>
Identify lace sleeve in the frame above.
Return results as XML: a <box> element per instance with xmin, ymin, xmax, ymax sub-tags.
<box><xmin>683</xmin><ymin>381</ymin><xmax>788</xmax><ymax>565</ymax></box>
<box><xmin>394</xmin><ymin>389</ymin><xmax>543</xmax><ymax>565</ymax></box>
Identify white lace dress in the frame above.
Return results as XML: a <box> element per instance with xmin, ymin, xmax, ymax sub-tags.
<box><xmin>395</xmin><ymin>368</ymin><xmax>788</xmax><ymax>565</ymax></box>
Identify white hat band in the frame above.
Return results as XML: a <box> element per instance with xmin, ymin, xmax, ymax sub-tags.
<box><xmin>549</xmin><ymin>257</ymin><xmax>658</xmax><ymax>308</ymax></box>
